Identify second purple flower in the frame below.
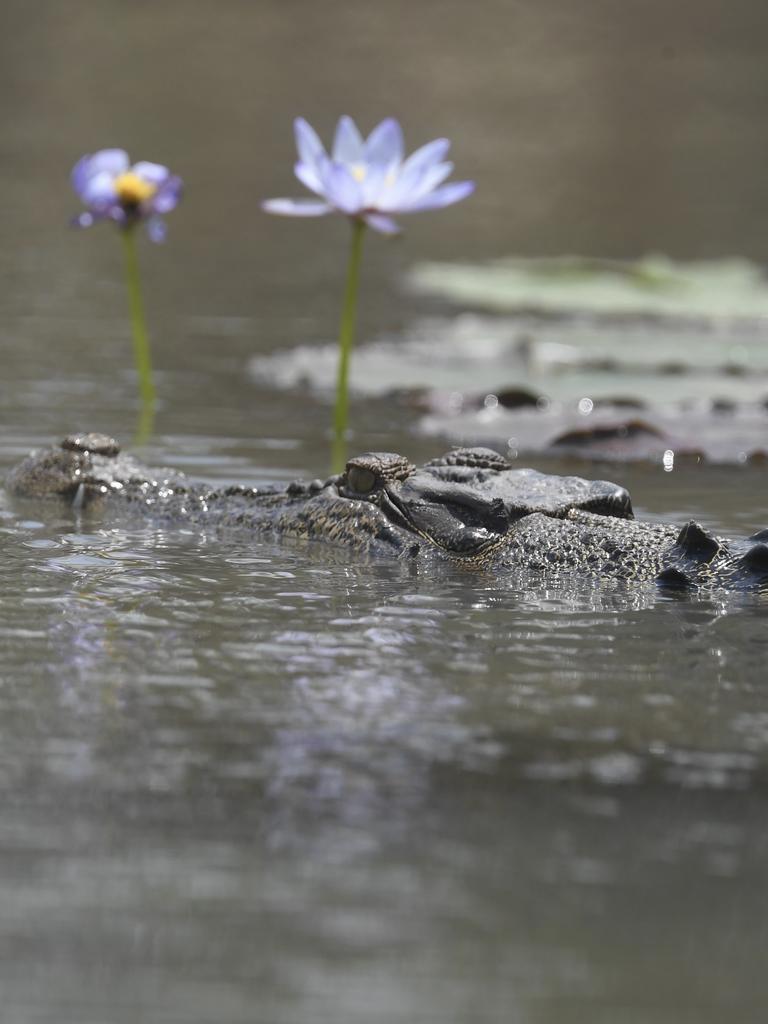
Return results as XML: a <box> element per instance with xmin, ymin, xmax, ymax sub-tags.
<box><xmin>71</xmin><ymin>148</ymin><xmax>183</xmax><ymax>243</ymax></box>
<box><xmin>262</xmin><ymin>116</ymin><xmax>474</xmax><ymax>234</ymax></box>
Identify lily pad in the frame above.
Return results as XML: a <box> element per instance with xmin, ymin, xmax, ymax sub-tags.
<box><xmin>407</xmin><ymin>255</ymin><xmax>768</xmax><ymax>321</ymax></box>
<box><xmin>250</xmin><ymin>311</ymin><xmax>768</xmax><ymax>405</ymax></box>
<box><xmin>249</xmin><ymin>255</ymin><xmax>768</xmax><ymax>464</ymax></box>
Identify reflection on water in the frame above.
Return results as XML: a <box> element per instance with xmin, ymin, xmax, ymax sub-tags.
<box><xmin>3</xmin><ymin>0</ymin><xmax>768</xmax><ymax>1020</ymax></box>
<box><xmin>2</xmin><ymin>480</ymin><xmax>768</xmax><ymax>1021</ymax></box>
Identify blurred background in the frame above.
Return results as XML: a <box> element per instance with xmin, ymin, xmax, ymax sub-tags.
<box><xmin>2</xmin><ymin>0</ymin><xmax>768</xmax><ymax>453</ymax></box>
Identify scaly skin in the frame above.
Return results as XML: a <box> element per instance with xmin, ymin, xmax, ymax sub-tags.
<box><xmin>6</xmin><ymin>433</ymin><xmax>768</xmax><ymax>591</ymax></box>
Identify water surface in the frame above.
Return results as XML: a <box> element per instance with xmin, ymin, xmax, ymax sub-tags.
<box><xmin>2</xmin><ymin>1</ymin><xmax>768</xmax><ymax>1021</ymax></box>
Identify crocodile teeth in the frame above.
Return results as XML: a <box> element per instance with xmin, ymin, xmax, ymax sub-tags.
<box><xmin>672</xmin><ymin>520</ymin><xmax>720</xmax><ymax>562</ymax></box>
<box><xmin>656</xmin><ymin>566</ymin><xmax>695</xmax><ymax>589</ymax></box>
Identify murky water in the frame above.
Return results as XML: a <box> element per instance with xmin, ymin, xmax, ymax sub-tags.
<box><xmin>2</xmin><ymin>2</ymin><xmax>768</xmax><ymax>1022</ymax></box>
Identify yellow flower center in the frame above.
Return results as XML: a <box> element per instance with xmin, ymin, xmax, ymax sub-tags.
<box><xmin>114</xmin><ymin>171</ymin><xmax>158</xmax><ymax>205</ymax></box>
<box><xmin>351</xmin><ymin>164</ymin><xmax>367</xmax><ymax>183</ymax></box>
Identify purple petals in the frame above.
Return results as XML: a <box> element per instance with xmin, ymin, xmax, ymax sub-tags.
<box><xmin>81</xmin><ymin>170</ymin><xmax>118</xmax><ymax>208</ymax></box>
<box><xmin>321</xmin><ymin>163</ymin><xmax>364</xmax><ymax>214</ymax></box>
<box><xmin>294</xmin><ymin>117</ymin><xmax>327</xmax><ymax>170</ymax></box>
<box><xmin>88</xmin><ymin>148</ymin><xmax>130</xmax><ymax>175</ymax></box>
<box><xmin>398</xmin><ymin>179</ymin><xmax>476</xmax><ymax>212</ymax></box>
<box><xmin>379</xmin><ymin>161</ymin><xmax>453</xmax><ymax>212</ymax></box>
<box><xmin>131</xmin><ymin>161</ymin><xmax>171</xmax><ymax>186</ymax></box>
<box><xmin>147</xmin><ymin>217</ymin><xmax>167</xmax><ymax>243</ymax></box>
<box><xmin>393</xmin><ymin>142</ymin><xmax>452</xmax><ymax>200</ymax></box>
<box><xmin>363</xmin><ymin>212</ymin><xmax>401</xmax><ymax>235</ymax></box>
<box><xmin>364</xmin><ymin>118</ymin><xmax>404</xmax><ymax>169</ymax></box>
<box><xmin>263</xmin><ymin>117</ymin><xmax>474</xmax><ymax>227</ymax></box>
<box><xmin>294</xmin><ymin>160</ymin><xmax>325</xmax><ymax>195</ymax></box>
<box><xmin>332</xmin><ymin>116</ymin><xmax>364</xmax><ymax>164</ymax></box>
<box><xmin>358</xmin><ymin>159</ymin><xmax>394</xmax><ymax>207</ymax></box>
<box><xmin>399</xmin><ymin>138</ymin><xmax>451</xmax><ymax>179</ymax></box>
<box><xmin>72</xmin><ymin>211</ymin><xmax>97</xmax><ymax>229</ymax></box>
<box><xmin>261</xmin><ymin>198</ymin><xmax>334</xmax><ymax>216</ymax></box>
<box><xmin>70</xmin><ymin>156</ymin><xmax>93</xmax><ymax>197</ymax></box>
<box><xmin>71</xmin><ymin>148</ymin><xmax>182</xmax><ymax>242</ymax></box>
<box><xmin>152</xmin><ymin>174</ymin><xmax>183</xmax><ymax>214</ymax></box>
<box><xmin>416</xmin><ymin>161</ymin><xmax>455</xmax><ymax>194</ymax></box>
<box><xmin>71</xmin><ymin>148</ymin><xmax>129</xmax><ymax>197</ymax></box>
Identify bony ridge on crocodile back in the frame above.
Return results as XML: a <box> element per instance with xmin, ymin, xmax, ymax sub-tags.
<box><xmin>6</xmin><ymin>433</ymin><xmax>768</xmax><ymax>591</ymax></box>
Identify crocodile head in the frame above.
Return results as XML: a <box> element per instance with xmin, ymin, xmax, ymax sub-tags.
<box><xmin>6</xmin><ymin>436</ymin><xmax>634</xmax><ymax>561</ymax></box>
<box><xmin>332</xmin><ymin>446</ymin><xmax>634</xmax><ymax>557</ymax></box>
<box><xmin>8</xmin><ymin>436</ymin><xmax>768</xmax><ymax>587</ymax></box>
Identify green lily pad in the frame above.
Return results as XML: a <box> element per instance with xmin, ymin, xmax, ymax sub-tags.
<box><xmin>407</xmin><ymin>255</ymin><xmax>768</xmax><ymax>320</ymax></box>
<box><xmin>250</xmin><ymin>255</ymin><xmax>768</xmax><ymax>462</ymax></box>
<box><xmin>250</xmin><ymin>311</ymin><xmax>768</xmax><ymax>405</ymax></box>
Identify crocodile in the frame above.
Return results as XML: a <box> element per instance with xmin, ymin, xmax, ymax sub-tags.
<box><xmin>6</xmin><ymin>432</ymin><xmax>768</xmax><ymax>591</ymax></box>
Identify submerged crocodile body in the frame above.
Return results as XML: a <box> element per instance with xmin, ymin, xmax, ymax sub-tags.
<box><xmin>7</xmin><ymin>433</ymin><xmax>768</xmax><ymax>591</ymax></box>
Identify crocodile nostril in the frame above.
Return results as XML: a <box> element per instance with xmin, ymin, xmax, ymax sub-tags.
<box><xmin>656</xmin><ymin>566</ymin><xmax>695</xmax><ymax>589</ymax></box>
<box><xmin>738</xmin><ymin>543</ymin><xmax>768</xmax><ymax>573</ymax></box>
<box><xmin>673</xmin><ymin>521</ymin><xmax>720</xmax><ymax>562</ymax></box>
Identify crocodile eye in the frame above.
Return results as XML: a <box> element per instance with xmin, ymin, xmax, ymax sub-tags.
<box><xmin>347</xmin><ymin>466</ymin><xmax>377</xmax><ymax>494</ymax></box>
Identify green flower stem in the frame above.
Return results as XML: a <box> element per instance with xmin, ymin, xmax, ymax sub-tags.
<box><xmin>331</xmin><ymin>217</ymin><xmax>366</xmax><ymax>473</ymax></box>
<box><xmin>121</xmin><ymin>226</ymin><xmax>156</xmax><ymax>441</ymax></box>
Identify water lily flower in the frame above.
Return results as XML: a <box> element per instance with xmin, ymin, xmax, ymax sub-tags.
<box><xmin>263</xmin><ymin>116</ymin><xmax>476</xmax><ymax>474</ymax></box>
<box><xmin>69</xmin><ymin>148</ymin><xmax>183</xmax><ymax>439</ymax></box>
<box><xmin>262</xmin><ymin>116</ymin><xmax>474</xmax><ymax>234</ymax></box>
<box><xmin>71</xmin><ymin>148</ymin><xmax>182</xmax><ymax>242</ymax></box>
